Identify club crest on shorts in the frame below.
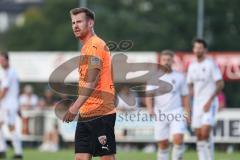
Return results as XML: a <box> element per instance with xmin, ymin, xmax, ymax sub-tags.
<box><xmin>98</xmin><ymin>135</ymin><xmax>107</xmax><ymax>145</ymax></box>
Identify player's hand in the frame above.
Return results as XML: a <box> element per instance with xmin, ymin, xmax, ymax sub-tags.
<box><xmin>17</xmin><ymin>109</ymin><xmax>22</xmax><ymax>118</ymax></box>
<box><xmin>184</xmin><ymin>111</ymin><xmax>191</xmax><ymax>125</ymax></box>
<box><xmin>63</xmin><ymin>109</ymin><xmax>78</xmax><ymax>123</ymax></box>
<box><xmin>186</xmin><ymin>115</ymin><xmax>191</xmax><ymax>125</ymax></box>
<box><xmin>203</xmin><ymin>99</ymin><xmax>212</xmax><ymax>112</ymax></box>
<box><xmin>148</xmin><ymin>108</ymin><xmax>156</xmax><ymax>117</ymax></box>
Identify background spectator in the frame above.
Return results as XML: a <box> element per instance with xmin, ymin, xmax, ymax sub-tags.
<box><xmin>20</xmin><ymin>85</ymin><xmax>38</xmax><ymax>110</ymax></box>
<box><xmin>38</xmin><ymin>124</ymin><xmax>60</xmax><ymax>152</ymax></box>
<box><xmin>19</xmin><ymin>85</ymin><xmax>38</xmax><ymax>134</ymax></box>
<box><xmin>38</xmin><ymin>88</ymin><xmax>64</xmax><ymax>152</ymax></box>
<box><xmin>42</xmin><ymin>88</ymin><xmax>58</xmax><ymax>109</ymax></box>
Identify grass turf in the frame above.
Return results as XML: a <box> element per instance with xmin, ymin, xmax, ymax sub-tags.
<box><xmin>5</xmin><ymin>149</ymin><xmax>240</xmax><ymax>160</ymax></box>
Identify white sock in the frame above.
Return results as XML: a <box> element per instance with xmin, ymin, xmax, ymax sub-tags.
<box><xmin>197</xmin><ymin>141</ymin><xmax>207</xmax><ymax>160</ymax></box>
<box><xmin>157</xmin><ymin>148</ymin><xmax>169</xmax><ymax>160</ymax></box>
<box><xmin>172</xmin><ymin>144</ymin><xmax>185</xmax><ymax>160</ymax></box>
<box><xmin>0</xmin><ymin>129</ymin><xmax>6</xmax><ymax>152</ymax></box>
<box><xmin>209</xmin><ymin>132</ymin><xmax>215</xmax><ymax>160</ymax></box>
<box><xmin>11</xmin><ymin>131</ymin><xmax>23</xmax><ymax>155</ymax></box>
<box><xmin>203</xmin><ymin>139</ymin><xmax>214</xmax><ymax>160</ymax></box>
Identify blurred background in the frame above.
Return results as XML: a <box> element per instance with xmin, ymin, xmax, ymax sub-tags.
<box><xmin>0</xmin><ymin>0</ymin><xmax>240</xmax><ymax>159</ymax></box>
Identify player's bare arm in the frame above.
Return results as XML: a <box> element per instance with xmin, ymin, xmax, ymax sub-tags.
<box><xmin>203</xmin><ymin>80</ymin><xmax>224</xmax><ymax>112</ymax></box>
<box><xmin>145</xmin><ymin>92</ymin><xmax>155</xmax><ymax>116</ymax></box>
<box><xmin>63</xmin><ymin>68</ymin><xmax>100</xmax><ymax>123</ymax></box>
<box><xmin>0</xmin><ymin>88</ymin><xmax>8</xmax><ymax>100</ymax></box>
<box><xmin>182</xmin><ymin>95</ymin><xmax>191</xmax><ymax>124</ymax></box>
<box><xmin>188</xmin><ymin>83</ymin><xmax>194</xmax><ymax>97</ymax></box>
<box><xmin>146</xmin><ymin>96</ymin><xmax>155</xmax><ymax>116</ymax></box>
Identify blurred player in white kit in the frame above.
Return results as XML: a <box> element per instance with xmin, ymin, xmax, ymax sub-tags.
<box><xmin>187</xmin><ymin>39</ymin><xmax>224</xmax><ymax>160</ymax></box>
<box><xmin>0</xmin><ymin>51</ymin><xmax>23</xmax><ymax>159</ymax></box>
<box><xmin>146</xmin><ymin>50</ymin><xmax>191</xmax><ymax>160</ymax></box>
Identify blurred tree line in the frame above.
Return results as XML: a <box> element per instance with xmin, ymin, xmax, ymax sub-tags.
<box><xmin>1</xmin><ymin>0</ymin><xmax>240</xmax><ymax>51</ymax></box>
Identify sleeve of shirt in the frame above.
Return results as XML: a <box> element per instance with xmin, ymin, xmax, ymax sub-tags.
<box><xmin>146</xmin><ymin>77</ymin><xmax>157</xmax><ymax>91</ymax></box>
<box><xmin>212</xmin><ymin>61</ymin><xmax>222</xmax><ymax>81</ymax></box>
<box><xmin>19</xmin><ymin>95</ymin><xmax>25</xmax><ymax>105</ymax></box>
<box><xmin>1</xmin><ymin>72</ymin><xmax>10</xmax><ymax>88</ymax></box>
<box><xmin>32</xmin><ymin>95</ymin><xmax>39</xmax><ymax>106</ymax></box>
<box><xmin>186</xmin><ymin>66</ymin><xmax>193</xmax><ymax>84</ymax></box>
<box><xmin>180</xmin><ymin>75</ymin><xmax>189</xmax><ymax>96</ymax></box>
<box><xmin>146</xmin><ymin>84</ymin><xmax>156</xmax><ymax>91</ymax></box>
<box><xmin>86</xmin><ymin>44</ymin><xmax>103</xmax><ymax>70</ymax></box>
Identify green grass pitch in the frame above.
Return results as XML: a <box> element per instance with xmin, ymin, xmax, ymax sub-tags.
<box><xmin>5</xmin><ymin>149</ymin><xmax>240</xmax><ymax>160</ymax></box>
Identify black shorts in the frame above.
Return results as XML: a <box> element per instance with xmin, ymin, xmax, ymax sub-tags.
<box><xmin>75</xmin><ymin>113</ymin><xmax>116</xmax><ymax>157</ymax></box>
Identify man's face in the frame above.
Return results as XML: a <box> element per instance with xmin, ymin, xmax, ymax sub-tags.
<box><xmin>160</xmin><ymin>54</ymin><xmax>173</xmax><ymax>69</ymax></box>
<box><xmin>0</xmin><ymin>55</ymin><xmax>8</xmax><ymax>68</ymax></box>
<box><xmin>71</xmin><ymin>13</ymin><xmax>93</xmax><ymax>39</ymax></box>
<box><xmin>193</xmin><ymin>42</ymin><xmax>206</xmax><ymax>58</ymax></box>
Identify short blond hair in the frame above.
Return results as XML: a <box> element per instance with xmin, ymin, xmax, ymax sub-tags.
<box><xmin>70</xmin><ymin>7</ymin><xmax>95</xmax><ymax>20</ymax></box>
<box><xmin>161</xmin><ymin>49</ymin><xmax>175</xmax><ymax>58</ymax></box>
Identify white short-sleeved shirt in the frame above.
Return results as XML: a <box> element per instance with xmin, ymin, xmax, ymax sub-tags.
<box><xmin>1</xmin><ymin>67</ymin><xmax>19</xmax><ymax>110</ymax></box>
<box><xmin>187</xmin><ymin>58</ymin><xmax>222</xmax><ymax>109</ymax></box>
<box><xmin>20</xmin><ymin>94</ymin><xmax>38</xmax><ymax>109</ymax></box>
<box><xmin>146</xmin><ymin>70</ymin><xmax>188</xmax><ymax>112</ymax></box>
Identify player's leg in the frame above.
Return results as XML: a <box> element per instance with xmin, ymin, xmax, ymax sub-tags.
<box><xmin>170</xmin><ymin>111</ymin><xmax>186</xmax><ymax>160</ymax></box>
<box><xmin>201</xmin><ymin>125</ymin><xmax>211</xmax><ymax>140</ymax></box>
<box><xmin>200</xmin><ymin>110</ymin><xmax>216</xmax><ymax>160</ymax></box>
<box><xmin>172</xmin><ymin>134</ymin><xmax>185</xmax><ymax>160</ymax></box>
<box><xmin>195</xmin><ymin>122</ymin><xmax>214</xmax><ymax>160</ymax></box>
<box><xmin>90</xmin><ymin>114</ymin><xmax>116</xmax><ymax>159</ymax></box>
<box><xmin>50</xmin><ymin>127</ymin><xmax>60</xmax><ymax>152</ymax></box>
<box><xmin>208</xmin><ymin>130</ymin><xmax>214</xmax><ymax>160</ymax></box>
<box><xmin>192</xmin><ymin>108</ymin><xmax>207</xmax><ymax>160</ymax></box>
<box><xmin>100</xmin><ymin>155</ymin><xmax>116</xmax><ymax>160</ymax></box>
<box><xmin>0</xmin><ymin>108</ymin><xmax>7</xmax><ymax>158</ymax></box>
<box><xmin>0</xmin><ymin>122</ymin><xmax>7</xmax><ymax>159</ymax></box>
<box><xmin>75</xmin><ymin>121</ymin><xmax>93</xmax><ymax>160</ymax></box>
<box><xmin>200</xmin><ymin>125</ymin><xmax>212</xmax><ymax>160</ymax></box>
<box><xmin>75</xmin><ymin>153</ymin><xmax>92</xmax><ymax>160</ymax></box>
<box><xmin>8</xmin><ymin>109</ymin><xmax>23</xmax><ymax>159</ymax></box>
<box><xmin>8</xmin><ymin>124</ymin><xmax>23</xmax><ymax>158</ymax></box>
<box><xmin>38</xmin><ymin>132</ymin><xmax>51</xmax><ymax>151</ymax></box>
<box><xmin>155</xmin><ymin>119</ymin><xmax>170</xmax><ymax>160</ymax></box>
<box><xmin>195</xmin><ymin>127</ymin><xmax>212</xmax><ymax>160</ymax></box>
<box><xmin>157</xmin><ymin>140</ymin><xmax>169</xmax><ymax>160</ymax></box>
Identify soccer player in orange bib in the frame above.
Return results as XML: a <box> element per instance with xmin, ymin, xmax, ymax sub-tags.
<box><xmin>63</xmin><ymin>7</ymin><xmax>116</xmax><ymax>160</ymax></box>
